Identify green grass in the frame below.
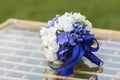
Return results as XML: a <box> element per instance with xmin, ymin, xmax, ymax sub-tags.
<box><xmin>0</xmin><ymin>0</ymin><xmax>120</xmax><ymax>30</ymax></box>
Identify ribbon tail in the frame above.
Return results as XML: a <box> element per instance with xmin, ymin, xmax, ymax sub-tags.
<box><xmin>49</xmin><ymin>45</ymin><xmax>80</xmax><ymax>73</ymax></box>
<box><xmin>68</xmin><ymin>45</ymin><xmax>80</xmax><ymax>63</ymax></box>
<box><xmin>49</xmin><ymin>66</ymin><xmax>64</xmax><ymax>72</ymax></box>
<box><xmin>61</xmin><ymin>45</ymin><xmax>85</xmax><ymax>76</ymax></box>
<box><xmin>49</xmin><ymin>45</ymin><xmax>79</xmax><ymax>73</ymax></box>
<box><xmin>84</xmin><ymin>52</ymin><xmax>103</xmax><ymax>66</ymax></box>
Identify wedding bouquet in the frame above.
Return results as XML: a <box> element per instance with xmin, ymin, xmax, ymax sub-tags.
<box><xmin>40</xmin><ymin>12</ymin><xmax>103</xmax><ymax>76</ymax></box>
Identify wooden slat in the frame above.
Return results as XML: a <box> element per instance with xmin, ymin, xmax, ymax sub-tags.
<box><xmin>0</xmin><ymin>20</ymin><xmax>9</xmax><ymax>30</ymax></box>
<box><xmin>1</xmin><ymin>18</ymin><xmax>119</xmax><ymax>40</ymax></box>
<box><xmin>92</xmin><ymin>28</ymin><xmax>120</xmax><ymax>40</ymax></box>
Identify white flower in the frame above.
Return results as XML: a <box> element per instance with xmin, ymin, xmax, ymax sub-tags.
<box><xmin>73</xmin><ymin>12</ymin><xmax>81</xmax><ymax>20</ymax></box>
<box><xmin>73</xmin><ymin>12</ymin><xmax>86</xmax><ymax>22</ymax></box>
<box><xmin>40</xmin><ymin>27</ymin><xmax>48</xmax><ymax>36</ymax></box>
<box><xmin>64</xmin><ymin>12</ymin><xmax>73</xmax><ymax>17</ymax></box>
<box><xmin>42</xmin><ymin>40</ymin><xmax>59</xmax><ymax>61</ymax></box>
<box><xmin>59</xmin><ymin>13</ymin><xmax>74</xmax><ymax>23</ymax></box>
<box><xmin>54</xmin><ymin>22</ymin><xmax>63</xmax><ymax>31</ymax></box>
<box><xmin>40</xmin><ymin>26</ymin><xmax>59</xmax><ymax>61</ymax></box>
<box><xmin>85</xmin><ymin>20</ymin><xmax>92</xmax><ymax>31</ymax></box>
<box><xmin>55</xmin><ymin>13</ymin><xmax>74</xmax><ymax>32</ymax></box>
<box><xmin>63</xmin><ymin>23</ymin><xmax>73</xmax><ymax>32</ymax></box>
<box><xmin>43</xmin><ymin>47</ymin><xmax>57</xmax><ymax>61</ymax></box>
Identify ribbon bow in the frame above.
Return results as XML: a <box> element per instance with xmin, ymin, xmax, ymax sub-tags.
<box><xmin>50</xmin><ymin>23</ymin><xmax>103</xmax><ymax>76</ymax></box>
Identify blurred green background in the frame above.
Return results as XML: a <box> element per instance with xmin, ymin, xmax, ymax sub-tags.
<box><xmin>0</xmin><ymin>0</ymin><xmax>120</xmax><ymax>30</ymax></box>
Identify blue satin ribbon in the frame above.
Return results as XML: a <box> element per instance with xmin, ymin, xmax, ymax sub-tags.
<box><xmin>84</xmin><ymin>51</ymin><xmax>103</xmax><ymax>66</ymax></box>
<box><xmin>50</xmin><ymin>30</ymin><xmax>103</xmax><ymax>76</ymax></box>
<box><xmin>50</xmin><ymin>45</ymin><xmax>85</xmax><ymax>76</ymax></box>
<box><xmin>50</xmin><ymin>36</ymin><xmax>103</xmax><ymax>76</ymax></box>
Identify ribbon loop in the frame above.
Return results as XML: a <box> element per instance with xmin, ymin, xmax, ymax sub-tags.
<box><xmin>84</xmin><ymin>38</ymin><xmax>99</xmax><ymax>52</ymax></box>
